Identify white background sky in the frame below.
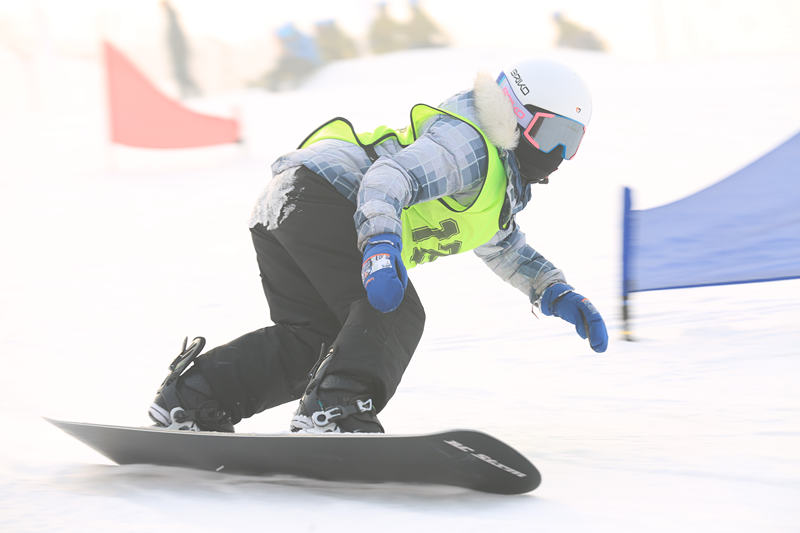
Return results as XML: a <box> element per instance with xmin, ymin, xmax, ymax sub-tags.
<box><xmin>3</xmin><ymin>0</ymin><xmax>799</xmax><ymax>101</ymax></box>
<box><xmin>3</xmin><ymin>0</ymin><xmax>800</xmax><ymax>58</ymax></box>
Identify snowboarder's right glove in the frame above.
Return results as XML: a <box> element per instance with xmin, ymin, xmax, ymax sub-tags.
<box><xmin>361</xmin><ymin>232</ymin><xmax>408</xmax><ymax>313</ymax></box>
<box><xmin>540</xmin><ymin>283</ymin><xmax>608</xmax><ymax>353</ymax></box>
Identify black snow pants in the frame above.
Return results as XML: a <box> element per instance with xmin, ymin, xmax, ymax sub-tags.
<box><xmin>194</xmin><ymin>167</ymin><xmax>426</xmax><ymax>424</ymax></box>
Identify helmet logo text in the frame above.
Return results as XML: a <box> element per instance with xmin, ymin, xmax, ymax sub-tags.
<box><xmin>510</xmin><ymin>69</ymin><xmax>530</xmax><ymax>95</ymax></box>
<box><xmin>502</xmin><ymin>86</ymin><xmax>526</xmax><ymax>120</ymax></box>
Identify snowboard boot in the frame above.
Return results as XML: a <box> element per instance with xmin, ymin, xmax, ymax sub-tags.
<box><xmin>148</xmin><ymin>337</ymin><xmax>234</xmax><ymax>432</ymax></box>
<box><xmin>290</xmin><ymin>345</ymin><xmax>384</xmax><ymax>434</ymax></box>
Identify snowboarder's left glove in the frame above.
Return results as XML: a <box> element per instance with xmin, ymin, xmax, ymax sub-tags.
<box><xmin>361</xmin><ymin>233</ymin><xmax>408</xmax><ymax>313</ymax></box>
<box><xmin>540</xmin><ymin>283</ymin><xmax>608</xmax><ymax>353</ymax></box>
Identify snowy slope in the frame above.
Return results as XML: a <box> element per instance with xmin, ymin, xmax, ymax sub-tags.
<box><xmin>1</xmin><ymin>46</ymin><xmax>799</xmax><ymax>532</ymax></box>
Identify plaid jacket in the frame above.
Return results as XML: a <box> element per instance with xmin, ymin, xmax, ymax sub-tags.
<box><xmin>268</xmin><ymin>89</ymin><xmax>566</xmax><ymax>304</ymax></box>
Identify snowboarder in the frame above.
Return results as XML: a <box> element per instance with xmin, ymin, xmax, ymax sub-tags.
<box><xmin>405</xmin><ymin>0</ymin><xmax>450</xmax><ymax>49</ymax></box>
<box><xmin>553</xmin><ymin>12</ymin><xmax>608</xmax><ymax>52</ymax></box>
<box><xmin>148</xmin><ymin>59</ymin><xmax>609</xmax><ymax>435</ymax></box>
<box><xmin>367</xmin><ymin>2</ymin><xmax>407</xmax><ymax>55</ymax></box>
<box><xmin>314</xmin><ymin>19</ymin><xmax>360</xmax><ymax>63</ymax></box>
<box><xmin>160</xmin><ymin>0</ymin><xmax>201</xmax><ymax>99</ymax></box>
<box><xmin>257</xmin><ymin>23</ymin><xmax>323</xmax><ymax>92</ymax></box>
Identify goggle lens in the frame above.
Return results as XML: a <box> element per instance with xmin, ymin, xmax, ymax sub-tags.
<box><xmin>523</xmin><ymin>111</ymin><xmax>584</xmax><ymax>160</ymax></box>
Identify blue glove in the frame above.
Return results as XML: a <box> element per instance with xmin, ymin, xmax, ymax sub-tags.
<box><xmin>540</xmin><ymin>283</ymin><xmax>608</xmax><ymax>353</ymax></box>
<box><xmin>361</xmin><ymin>233</ymin><xmax>408</xmax><ymax>313</ymax></box>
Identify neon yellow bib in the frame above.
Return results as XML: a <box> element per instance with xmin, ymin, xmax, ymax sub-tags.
<box><xmin>299</xmin><ymin>104</ymin><xmax>508</xmax><ymax>268</ymax></box>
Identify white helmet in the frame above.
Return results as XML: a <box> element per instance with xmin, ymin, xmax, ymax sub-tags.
<box><xmin>498</xmin><ymin>59</ymin><xmax>592</xmax><ymax>159</ymax></box>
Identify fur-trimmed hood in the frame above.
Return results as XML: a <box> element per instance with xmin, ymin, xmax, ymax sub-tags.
<box><xmin>472</xmin><ymin>72</ymin><xmax>519</xmax><ymax>151</ymax></box>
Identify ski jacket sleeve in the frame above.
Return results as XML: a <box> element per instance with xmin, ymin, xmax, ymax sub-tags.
<box><xmin>473</xmin><ymin>219</ymin><xmax>567</xmax><ymax>304</ymax></box>
<box><xmin>354</xmin><ymin>115</ymin><xmax>488</xmax><ymax>250</ymax></box>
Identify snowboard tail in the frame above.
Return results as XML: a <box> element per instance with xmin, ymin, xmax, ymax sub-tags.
<box><xmin>47</xmin><ymin>418</ymin><xmax>540</xmax><ymax>494</ymax></box>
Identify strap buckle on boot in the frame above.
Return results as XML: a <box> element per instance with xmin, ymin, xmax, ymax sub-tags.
<box><xmin>356</xmin><ymin>399</ymin><xmax>373</xmax><ymax>413</ymax></box>
<box><xmin>163</xmin><ymin>407</ymin><xmax>199</xmax><ymax>431</ymax></box>
<box><xmin>159</xmin><ymin>337</ymin><xmax>206</xmax><ymax>389</ymax></box>
<box><xmin>312</xmin><ymin>407</ymin><xmax>343</xmax><ymax>427</ymax></box>
<box><xmin>162</xmin><ymin>404</ymin><xmax>229</xmax><ymax>432</ymax></box>
<box><xmin>311</xmin><ymin>399</ymin><xmax>375</xmax><ymax>428</ymax></box>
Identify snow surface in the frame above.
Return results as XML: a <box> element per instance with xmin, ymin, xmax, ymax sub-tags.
<box><xmin>1</xmin><ymin>46</ymin><xmax>800</xmax><ymax>532</ymax></box>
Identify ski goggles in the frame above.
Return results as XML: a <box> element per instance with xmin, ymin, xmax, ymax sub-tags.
<box><xmin>497</xmin><ymin>72</ymin><xmax>586</xmax><ymax>160</ymax></box>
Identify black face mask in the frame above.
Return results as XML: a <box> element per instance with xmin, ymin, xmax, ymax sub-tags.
<box><xmin>514</xmin><ymin>127</ymin><xmax>563</xmax><ymax>185</ymax></box>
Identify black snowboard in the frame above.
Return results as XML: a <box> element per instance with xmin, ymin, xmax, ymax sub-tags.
<box><xmin>47</xmin><ymin>419</ymin><xmax>540</xmax><ymax>494</ymax></box>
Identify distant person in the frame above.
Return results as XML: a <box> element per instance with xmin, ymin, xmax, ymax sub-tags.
<box><xmin>368</xmin><ymin>2</ymin><xmax>406</xmax><ymax>55</ymax></box>
<box><xmin>553</xmin><ymin>12</ymin><xmax>607</xmax><ymax>52</ymax></box>
<box><xmin>405</xmin><ymin>0</ymin><xmax>449</xmax><ymax>49</ymax></box>
<box><xmin>259</xmin><ymin>23</ymin><xmax>323</xmax><ymax>91</ymax></box>
<box><xmin>160</xmin><ymin>0</ymin><xmax>201</xmax><ymax>98</ymax></box>
<box><xmin>148</xmin><ymin>59</ymin><xmax>608</xmax><ymax>434</ymax></box>
<box><xmin>315</xmin><ymin>19</ymin><xmax>359</xmax><ymax>63</ymax></box>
